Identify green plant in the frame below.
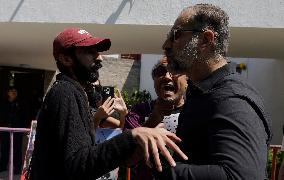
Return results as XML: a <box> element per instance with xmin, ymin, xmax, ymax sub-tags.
<box><xmin>122</xmin><ymin>89</ymin><xmax>152</xmax><ymax>108</ymax></box>
<box><xmin>267</xmin><ymin>149</ymin><xmax>284</xmax><ymax>179</ymax></box>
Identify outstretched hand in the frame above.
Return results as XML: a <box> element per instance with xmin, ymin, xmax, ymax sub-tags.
<box><xmin>129</xmin><ymin>127</ymin><xmax>188</xmax><ymax>172</ymax></box>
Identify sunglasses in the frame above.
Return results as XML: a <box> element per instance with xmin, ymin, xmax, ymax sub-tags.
<box><xmin>153</xmin><ymin>66</ymin><xmax>182</xmax><ymax>78</ymax></box>
<box><xmin>167</xmin><ymin>28</ymin><xmax>204</xmax><ymax>42</ymax></box>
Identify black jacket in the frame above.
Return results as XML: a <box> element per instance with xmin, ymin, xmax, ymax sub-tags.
<box><xmin>154</xmin><ymin>63</ymin><xmax>272</xmax><ymax>180</ymax></box>
<box><xmin>30</xmin><ymin>74</ymin><xmax>136</xmax><ymax>180</ymax></box>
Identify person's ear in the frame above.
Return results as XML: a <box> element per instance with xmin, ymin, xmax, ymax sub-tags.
<box><xmin>199</xmin><ymin>29</ymin><xmax>215</xmax><ymax>49</ymax></box>
<box><xmin>58</xmin><ymin>54</ymin><xmax>73</xmax><ymax>67</ymax></box>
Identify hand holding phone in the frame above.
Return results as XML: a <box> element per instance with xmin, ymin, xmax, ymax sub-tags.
<box><xmin>101</xmin><ymin>86</ymin><xmax>115</xmax><ymax>101</ymax></box>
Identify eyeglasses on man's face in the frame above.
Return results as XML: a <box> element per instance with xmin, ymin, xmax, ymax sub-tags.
<box><xmin>167</xmin><ymin>28</ymin><xmax>204</xmax><ymax>42</ymax></box>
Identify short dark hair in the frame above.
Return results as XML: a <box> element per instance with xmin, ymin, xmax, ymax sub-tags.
<box><xmin>151</xmin><ymin>61</ymin><xmax>167</xmax><ymax>79</ymax></box>
<box><xmin>182</xmin><ymin>4</ymin><xmax>230</xmax><ymax>56</ymax></box>
<box><xmin>56</xmin><ymin>47</ymin><xmax>76</xmax><ymax>73</ymax></box>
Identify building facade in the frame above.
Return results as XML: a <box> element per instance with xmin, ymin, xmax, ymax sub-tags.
<box><xmin>0</xmin><ymin>0</ymin><xmax>283</xmax><ymax>143</ymax></box>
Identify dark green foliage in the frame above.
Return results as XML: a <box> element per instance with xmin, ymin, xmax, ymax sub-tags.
<box><xmin>122</xmin><ymin>89</ymin><xmax>152</xmax><ymax>108</ymax></box>
<box><xmin>267</xmin><ymin>149</ymin><xmax>284</xmax><ymax>179</ymax></box>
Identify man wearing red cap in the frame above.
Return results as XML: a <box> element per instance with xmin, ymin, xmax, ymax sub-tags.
<box><xmin>29</xmin><ymin>28</ymin><xmax>187</xmax><ymax>180</ymax></box>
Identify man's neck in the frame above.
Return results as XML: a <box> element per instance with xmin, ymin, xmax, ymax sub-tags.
<box><xmin>189</xmin><ymin>56</ymin><xmax>227</xmax><ymax>84</ymax></box>
<box><xmin>65</xmin><ymin>71</ymin><xmax>87</xmax><ymax>88</ymax></box>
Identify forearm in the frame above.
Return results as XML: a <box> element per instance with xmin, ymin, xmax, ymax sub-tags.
<box><xmin>124</xmin><ymin>112</ymin><xmax>144</xmax><ymax>129</ymax></box>
<box><xmin>143</xmin><ymin>112</ymin><xmax>163</xmax><ymax>128</ymax></box>
<box><xmin>101</xmin><ymin>117</ymin><xmax>120</xmax><ymax>128</ymax></box>
<box><xmin>65</xmin><ymin>131</ymin><xmax>136</xmax><ymax>179</ymax></box>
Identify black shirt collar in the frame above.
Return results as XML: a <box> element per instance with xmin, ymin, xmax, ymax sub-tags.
<box><xmin>188</xmin><ymin>62</ymin><xmax>237</xmax><ymax>94</ymax></box>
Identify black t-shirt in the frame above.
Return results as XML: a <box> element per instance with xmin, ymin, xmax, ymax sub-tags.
<box><xmin>155</xmin><ymin>63</ymin><xmax>272</xmax><ymax>180</ymax></box>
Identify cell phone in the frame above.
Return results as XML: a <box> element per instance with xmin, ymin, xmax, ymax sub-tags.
<box><xmin>101</xmin><ymin>86</ymin><xmax>115</xmax><ymax>101</ymax></box>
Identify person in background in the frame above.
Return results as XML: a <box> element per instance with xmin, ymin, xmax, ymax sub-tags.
<box><xmin>29</xmin><ymin>27</ymin><xmax>187</xmax><ymax>180</ymax></box>
<box><xmin>0</xmin><ymin>86</ymin><xmax>28</xmax><ymax>174</ymax></box>
<box><xmin>88</xmin><ymin>88</ymin><xmax>128</xmax><ymax>129</ymax></box>
<box><xmin>155</xmin><ymin>3</ymin><xmax>272</xmax><ymax>179</ymax></box>
<box><xmin>124</xmin><ymin>57</ymin><xmax>188</xmax><ymax>180</ymax></box>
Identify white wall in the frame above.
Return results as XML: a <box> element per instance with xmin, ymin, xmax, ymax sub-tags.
<box><xmin>1</xmin><ymin>0</ymin><xmax>284</xmax><ymax>28</ymax></box>
<box><xmin>140</xmin><ymin>54</ymin><xmax>162</xmax><ymax>99</ymax></box>
<box><xmin>140</xmin><ymin>55</ymin><xmax>284</xmax><ymax>144</ymax></box>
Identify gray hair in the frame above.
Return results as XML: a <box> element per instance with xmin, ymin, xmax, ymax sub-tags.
<box><xmin>181</xmin><ymin>4</ymin><xmax>230</xmax><ymax>57</ymax></box>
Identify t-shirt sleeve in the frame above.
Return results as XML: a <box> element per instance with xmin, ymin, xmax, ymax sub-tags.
<box><xmin>124</xmin><ymin>102</ymin><xmax>151</xmax><ymax>129</ymax></box>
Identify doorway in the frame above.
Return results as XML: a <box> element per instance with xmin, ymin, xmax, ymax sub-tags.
<box><xmin>0</xmin><ymin>66</ymin><xmax>45</xmax><ymax>127</ymax></box>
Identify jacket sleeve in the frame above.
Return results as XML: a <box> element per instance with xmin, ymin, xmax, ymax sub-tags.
<box><xmin>154</xmin><ymin>97</ymin><xmax>269</xmax><ymax>180</ymax></box>
<box><xmin>50</xmin><ymin>85</ymin><xmax>137</xmax><ymax>180</ymax></box>
<box><xmin>124</xmin><ymin>102</ymin><xmax>150</xmax><ymax>129</ymax></box>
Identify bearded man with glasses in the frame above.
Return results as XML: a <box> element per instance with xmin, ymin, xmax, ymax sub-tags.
<box><xmin>154</xmin><ymin>4</ymin><xmax>272</xmax><ymax>180</ymax></box>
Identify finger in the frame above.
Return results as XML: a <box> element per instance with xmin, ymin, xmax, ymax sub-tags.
<box><xmin>163</xmin><ymin>130</ymin><xmax>182</xmax><ymax>143</ymax></box>
<box><xmin>143</xmin><ymin>138</ymin><xmax>149</xmax><ymax>163</ymax></box>
<box><xmin>106</xmin><ymin>103</ymin><xmax>115</xmax><ymax>113</ymax></box>
<box><xmin>150</xmin><ymin>138</ymin><xmax>162</xmax><ymax>172</ymax></box>
<box><xmin>102</xmin><ymin>96</ymin><xmax>111</xmax><ymax>106</ymax></box>
<box><xmin>164</xmin><ymin>136</ymin><xmax>188</xmax><ymax>161</ymax></box>
<box><xmin>156</xmin><ymin>137</ymin><xmax>176</xmax><ymax>167</ymax></box>
<box><xmin>108</xmin><ymin>109</ymin><xmax>115</xmax><ymax>115</ymax></box>
<box><xmin>146</xmin><ymin>160</ymin><xmax>153</xmax><ymax>169</ymax></box>
<box><xmin>116</xmin><ymin>90</ymin><xmax>122</xmax><ymax>98</ymax></box>
<box><xmin>106</xmin><ymin>98</ymin><xmax>115</xmax><ymax>107</ymax></box>
<box><xmin>155</xmin><ymin>123</ymin><xmax>165</xmax><ymax>129</ymax></box>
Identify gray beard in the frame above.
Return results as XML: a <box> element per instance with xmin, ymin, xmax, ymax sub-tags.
<box><xmin>168</xmin><ymin>35</ymin><xmax>199</xmax><ymax>75</ymax></box>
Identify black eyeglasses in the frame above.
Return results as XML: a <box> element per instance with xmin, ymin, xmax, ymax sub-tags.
<box><xmin>167</xmin><ymin>28</ymin><xmax>204</xmax><ymax>42</ymax></box>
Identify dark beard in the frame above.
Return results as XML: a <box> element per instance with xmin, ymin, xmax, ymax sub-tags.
<box><xmin>159</xmin><ymin>90</ymin><xmax>183</xmax><ymax>106</ymax></box>
<box><xmin>73</xmin><ymin>58</ymin><xmax>101</xmax><ymax>83</ymax></box>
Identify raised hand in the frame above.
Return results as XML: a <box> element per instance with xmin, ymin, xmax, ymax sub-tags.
<box><xmin>114</xmin><ymin>90</ymin><xmax>128</xmax><ymax>116</ymax></box>
<box><xmin>113</xmin><ymin>90</ymin><xmax>128</xmax><ymax>128</ymax></box>
<box><xmin>93</xmin><ymin>97</ymin><xmax>115</xmax><ymax>127</ymax></box>
<box><xmin>129</xmin><ymin>127</ymin><xmax>188</xmax><ymax>172</ymax></box>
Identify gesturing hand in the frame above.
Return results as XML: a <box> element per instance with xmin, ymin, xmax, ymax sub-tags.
<box><xmin>93</xmin><ymin>97</ymin><xmax>115</xmax><ymax>127</ymax></box>
<box><xmin>130</xmin><ymin>127</ymin><xmax>188</xmax><ymax>172</ymax></box>
<box><xmin>114</xmin><ymin>90</ymin><xmax>128</xmax><ymax>116</ymax></box>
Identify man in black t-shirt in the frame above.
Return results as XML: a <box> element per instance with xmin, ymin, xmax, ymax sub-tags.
<box><xmin>155</xmin><ymin>3</ymin><xmax>272</xmax><ymax>180</ymax></box>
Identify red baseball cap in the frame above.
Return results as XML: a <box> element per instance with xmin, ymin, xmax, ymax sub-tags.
<box><xmin>53</xmin><ymin>27</ymin><xmax>111</xmax><ymax>60</ymax></box>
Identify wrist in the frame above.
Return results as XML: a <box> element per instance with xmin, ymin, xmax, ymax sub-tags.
<box><xmin>120</xmin><ymin>109</ymin><xmax>129</xmax><ymax>117</ymax></box>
